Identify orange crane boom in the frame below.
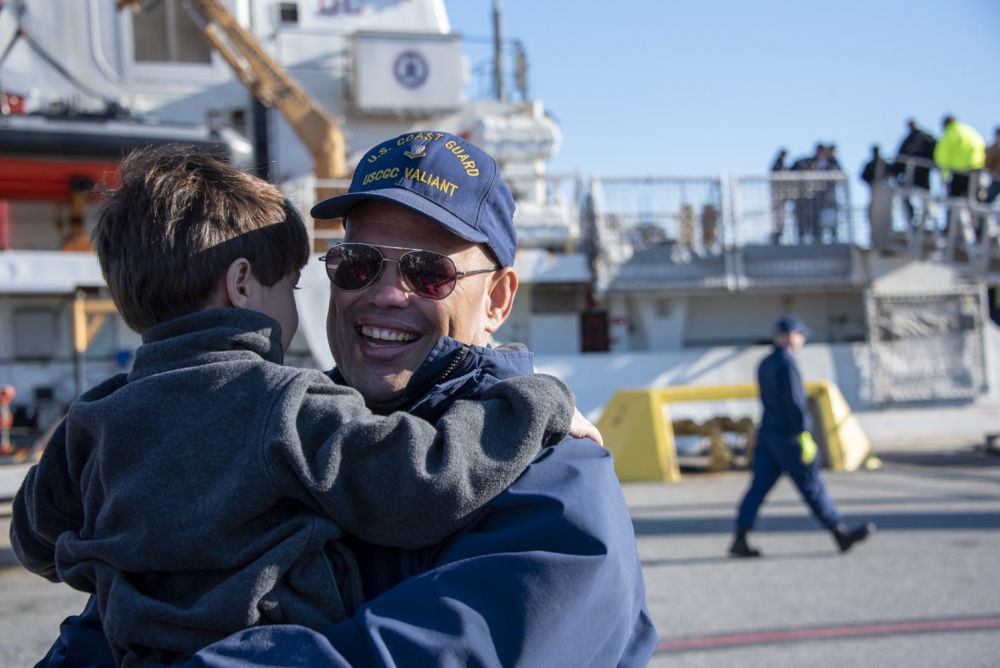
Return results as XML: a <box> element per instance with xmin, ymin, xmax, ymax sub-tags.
<box><xmin>188</xmin><ymin>0</ymin><xmax>346</xmax><ymax>180</ymax></box>
<box><xmin>119</xmin><ymin>0</ymin><xmax>348</xmax><ymax>232</ymax></box>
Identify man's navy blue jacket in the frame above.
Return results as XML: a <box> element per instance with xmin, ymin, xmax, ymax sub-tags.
<box><xmin>757</xmin><ymin>344</ymin><xmax>811</xmax><ymax>439</ymax></box>
<box><xmin>38</xmin><ymin>338</ymin><xmax>658</xmax><ymax>667</ymax></box>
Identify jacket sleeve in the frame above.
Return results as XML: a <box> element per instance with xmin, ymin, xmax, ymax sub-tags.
<box><xmin>788</xmin><ymin>364</ymin><xmax>809</xmax><ymax>434</ymax></box>
<box><xmin>777</xmin><ymin>357</ymin><xmax>808</xmax><ymax>435</ymax></box>
<box><xmin>11</xmin><ymin>374</ymin><xmax>129</xmax><ymax>583</ymax></box>
<box><xmin>264</xmin><ymin>372</ymin><xmax>574</xmax><ymax>548</ymax></box>
<box><xmin>10</xmin><ymin>418</ymin><xmax>81</xmax><ymax>582</ymax></box>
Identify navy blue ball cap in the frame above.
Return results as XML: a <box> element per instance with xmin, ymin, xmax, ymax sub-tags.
<box><xmin>774</xmin><ymin>315</ymin><xmax>811</xmax><ymax>337</ymax></box>
<box><xmin>311</xmin><ymin>131</ymin><xmax>517</xmax><ymax>267</ymax></box>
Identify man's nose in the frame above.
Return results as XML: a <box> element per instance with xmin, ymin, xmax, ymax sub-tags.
<box><xmin>366</xmin><ymin>260</ymin><xmax>410</xmax><ymax>307</ymax></box>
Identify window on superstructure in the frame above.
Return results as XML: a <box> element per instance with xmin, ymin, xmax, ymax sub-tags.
<box><xmin>279</xmin><ymin>3</ymin><xmax>299</xmax><ymax>24</ymax></box>
<box><xmin>531</xmin><ymin>286</ymin><xmax>581</xmax><ymax>314</ymax></box>
<box><xmin>12</xmin><ymin>308</ymin><xmax>57</xmax><ymax>360</ymax></box>
<box><xmin>133</xmin><ymin>0</ymin><xmax>211</xmax><ymax>64</ymax></box>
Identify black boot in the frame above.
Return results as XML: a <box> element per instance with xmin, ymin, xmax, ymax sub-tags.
<box><xmin>834</xmin><ymin>522</ymin><xmax>876</xmax><ymax>553</ymax></box>
<box><xmin>729</xmin><ymin>528</ymin><xmax>761</xmax><ymax>558</ymax></box>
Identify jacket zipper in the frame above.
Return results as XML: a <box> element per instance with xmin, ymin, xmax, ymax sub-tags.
<box><xmin>385</xmin><ymin>345</ymin><xmax>471</xmax><ymax>415</ymax></box>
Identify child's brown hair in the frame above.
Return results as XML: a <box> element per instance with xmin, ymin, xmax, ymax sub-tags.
<box><xmin>93</xmin><ymin>145</ymin><xmax>310</xmax><ymax>332</ymax></box>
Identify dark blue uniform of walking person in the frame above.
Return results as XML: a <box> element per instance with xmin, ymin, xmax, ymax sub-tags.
<box><xmin>730</xmin><ymin>316</ymin><xmax>875</xmax><ymax>557</ymax></box>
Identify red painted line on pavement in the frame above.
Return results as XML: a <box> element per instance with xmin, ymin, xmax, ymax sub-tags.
<box><xmin>656</xmin><ymin>616</ymin><xmax>1000</xmax><ymax>652</ymax></box>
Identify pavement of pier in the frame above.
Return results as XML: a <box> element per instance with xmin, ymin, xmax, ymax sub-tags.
<box><xmin>1</xmin><ymin>406</ymin><xmax>999</xmax><ymax>667</ymax></box>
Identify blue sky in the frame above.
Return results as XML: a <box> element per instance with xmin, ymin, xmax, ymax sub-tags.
<box><xmin>443</xmin><ymin>0</ymin><xmax>1000</xmax><ymax>186</ymax></box>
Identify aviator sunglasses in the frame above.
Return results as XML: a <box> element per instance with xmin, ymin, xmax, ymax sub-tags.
<box><xmin>320</xmin><ymin>243</ymin><xmax>500</xmax><ymax>300</ymax></box>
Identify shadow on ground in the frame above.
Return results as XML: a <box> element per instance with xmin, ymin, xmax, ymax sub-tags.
<box><xmin>632</xmin><ymin>509</ymin><xmax>1000</xmax><ymax>537</ymax></box>
<box><xmin>875</xmin><ymin>447</ymin><xmax>1000</xmax><ymax>468</ymax></box>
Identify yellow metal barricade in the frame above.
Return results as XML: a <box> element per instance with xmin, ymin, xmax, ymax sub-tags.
<box><xmin>598</xmin><ymin>381</ymin><xmax>871</xmax><ymax>482</ymax></box>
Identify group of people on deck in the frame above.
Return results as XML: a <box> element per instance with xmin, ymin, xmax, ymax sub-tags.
<box><xmin>769</xmin><ymin>143</ymin><xmax>846</xmax><ymax>245</ymax></box>
<box><xmin>859</xmin><ymin>116</ymin><xmax>1000</xmax><ymax>239</ymax></box>
<box><xmin>769</xmin><ymin>115</ymin><xmax>999</xmax><ymax>247</ymax></box>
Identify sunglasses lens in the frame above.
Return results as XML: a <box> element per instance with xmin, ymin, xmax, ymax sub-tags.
<box><xmin>327</xmin><ymin>244</ymin><xmax>383</xmax><ymax>291</ymax></box>
<box><xmin>400</xmin><ymin>251</ymin><xmax>458</xmax><ymax>300</ymax></box>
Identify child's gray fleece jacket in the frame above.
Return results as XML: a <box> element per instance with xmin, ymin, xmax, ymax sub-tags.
<box><xmin>10</xmin><ymin>308</ymin><xmax>573</xmax><ymax>667</ymax></box>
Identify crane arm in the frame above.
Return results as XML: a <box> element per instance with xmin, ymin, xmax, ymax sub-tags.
<box><xmin>189</xmin><ymin>0</ymin><xmax>346</xmax><ymax>178</ymax></box>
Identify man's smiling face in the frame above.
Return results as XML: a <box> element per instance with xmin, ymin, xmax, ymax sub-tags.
<box><xmin>327</xmin><ymin>199</ymin><xmax>514</xmax><ymax>410</ymax></box>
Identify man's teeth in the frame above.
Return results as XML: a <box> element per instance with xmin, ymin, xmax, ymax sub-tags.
<box><xmin>361</xmin><ymin>326</ymin><xmax>417</xmax><ymax>342</ymax></box>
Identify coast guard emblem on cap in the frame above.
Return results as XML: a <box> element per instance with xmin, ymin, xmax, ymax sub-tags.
<box><xmin>404</xmin><ymin>144</ymin><xmax>427</xmax><ymax>159</ymax></box>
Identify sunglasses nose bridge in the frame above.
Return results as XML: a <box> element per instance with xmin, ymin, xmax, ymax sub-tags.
<box><xmin>382</xmin><ymin>258</ymin><xmax>411</xmax><ymax>293</ymax></box>
<box><xmin>392</xmin><ymin>250</ymin><xmax>423</xmax><ymax>293</ymax></box>
<box><xmin>360</xmin><ymin>253</ymin><xmax>410</xmax><ymax>300</ymax></box>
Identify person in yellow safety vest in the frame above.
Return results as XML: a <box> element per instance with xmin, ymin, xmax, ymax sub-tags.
<box><xmin>934</xmin><ymin>115</ymin><xmax>986</xmax><ymax>199</ymax></box>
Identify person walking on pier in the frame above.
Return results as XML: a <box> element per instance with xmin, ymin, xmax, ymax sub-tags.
<box><xmin>729</xmin><ymin>316</ymin><xmax>875</xmax><ymax>558</ymax></box>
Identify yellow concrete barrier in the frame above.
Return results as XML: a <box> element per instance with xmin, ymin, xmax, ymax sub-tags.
<box><xmin>598</xmin><ymin>381</ymin><xmax>871</xmax><ymax>482</ymax></box>
<box><xmin>598</xmin><ymin>390</ymin><xmax>682</xmax><ymax>482</ymax></box>
<box><xmin>807</xmin><ymin>380</ymin><xmax>871</xmax><ymax>473</ymax></box>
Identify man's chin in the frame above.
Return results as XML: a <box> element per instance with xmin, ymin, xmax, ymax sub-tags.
<box><xmin>335</xmin><ymin>334</ymin><xmax>431</xmax><ymax>405</ymax></box>
<box><xmin>344</xmin><ymin>368</ymin><xmax>413</xmax><ymax>410</ymax></box>
<box><xmin>360</xmin><ymin>384</ymin><xmax>409</xmax><ymax>411</ymax></box>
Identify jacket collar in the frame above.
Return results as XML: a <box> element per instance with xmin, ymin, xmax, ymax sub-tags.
<box><xmin>329</xmin><ymin>337</ymin><xmax>535</xmax><ymax>420</ymax></box>
<box><xmin>129</xmin><ymin>309</ymin><xmax>283</xmax><ymax>382</ymax></box>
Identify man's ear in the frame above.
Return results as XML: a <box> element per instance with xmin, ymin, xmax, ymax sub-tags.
<box><xmin>484</xmin><ymin>268</ymin><xmax>517</xmax><ymax>334</ymax></box>
<box><xmin>224</xmin><ymin>258</ymin><xmax>254</xmax><ymax>308</ymax></box>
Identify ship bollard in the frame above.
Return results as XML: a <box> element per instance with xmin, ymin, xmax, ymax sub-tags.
<box><xmin>0</xmin><ymin>385</ymin><xmax>15</xmax><ymax>455</ymax></box>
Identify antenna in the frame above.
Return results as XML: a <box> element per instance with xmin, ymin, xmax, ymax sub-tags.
<box><xmin>492</xmin><ymin>0</ymin><xmax>504</xmax><ymax>102</ymax></box>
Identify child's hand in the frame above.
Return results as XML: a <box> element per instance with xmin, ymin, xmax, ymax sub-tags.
<box><xmin>569</xmin><ymin>408</ymin><xmax>604</xmax><ymax>446</ymax></box>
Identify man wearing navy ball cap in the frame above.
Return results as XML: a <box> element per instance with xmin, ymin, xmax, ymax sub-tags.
<box><xmin>310</xmin><ymin>130</ymin><xmax>657</xmax><ymax>664</ymax></box>
<box><xmin>730</xmin><ymin>315</ymin><xmax>876</xmax><ymax>557</ymax></box>
<box><xmin>311</xmin><ymin>131</ymin><xmax>525</xmax><ymax>410</ymax></box>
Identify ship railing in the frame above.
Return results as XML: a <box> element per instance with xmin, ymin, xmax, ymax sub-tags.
<box><xmin>867</xmin><ymin>156</ymin><xmax>1000</xmax><ymax>280</ymax></box>
<box><xmin>731</xmin><ymin>172</ymin><xmax>858</xmax><ymax>246</ymax></box>
<box><xmin>587</xmin><ymin>174</ymin><xmax>728</xmax><ymax>291</ymax></box>
<box><xmin>587</xmin><ymin>173</ymin><xmax>859</xmax><ymax>293</ymax></box>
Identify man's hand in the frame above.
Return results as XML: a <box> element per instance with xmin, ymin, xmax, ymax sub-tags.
<box><xmin>569</xmin><ymin>408</ymin><xmax>603</xmax><ymax>446</ymax></box>
<box><xmin>799</xmin><ymin>431</ymin><xmax>817</xmax><ymax>464</ymax></box>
